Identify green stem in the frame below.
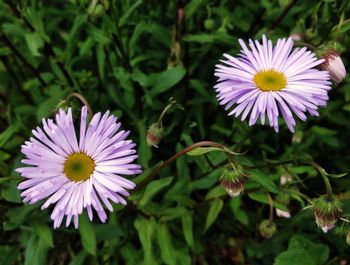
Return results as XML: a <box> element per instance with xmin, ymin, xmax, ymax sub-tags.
<box><xmin>134</xmin><ymin>141</ymin><xmax>231</xmax><ymax>191</ymax></box>
<box><xmin>307</xmin><ymin>161</ymin><xmax>333</xmax><ymax>201</ymax></box>
<box><xmin>267</xmin><ymin>193</ymin><xmax>274</xmax><ymax>224</ymax></box>
<box><xmin>157</xmin><ymin>102</ymin><xmax>175</xmax><ymax>125</ymax></box>
<box><xmin>0</xmin><ymin>176</ymin><xmax>22</xmax><ymax>185</ymax></box>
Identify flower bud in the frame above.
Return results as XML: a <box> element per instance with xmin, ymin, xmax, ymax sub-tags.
<box><xmin>290</xmin><ymin>32</ymin><xmax>302</xmax><ymax>42</ymax></box>
<box><xmin>146</xmin><ymin>123</ymin><xmax>164</xmax><ymax>148</ymax></box>
<box><xmin>220</xmin><ymin>165</ymin><xmax>248</xmax><ymax>197</ymax></box>
<box><xmin>88</xmin><ymin>0</ymin><xmax>109</xmax><ymax>18</ymax></box>
<box><xmin>346</xmin><ymin>231</ymin><xmax>350</xmax><ymax>246</ymax></box>
<box><xmin>276</xmin><ymin>209</ymin><xmax>291</xmax><ymax>218</ymax></box>
<box><xmin>320</xmin><ymin>50</ymin><xmax>346</xmax><ymax>84</ymax></box>
<box><xmin>279</xmin><ymin>174</ymin><xmax>293</xmax><ymax>186</ymax></box>
<box><xmin>259</xmin><ymin>220</ymin><xmax>277</xmax><ymax>238</ymax></box>
<box><xmin>313</xmin><ymin>196</ymin><xmax>342</xmax><ymax>233</ymax></box>
<box><xmin>275</xmin><ymin>193</ymin><xmax>291</xmax><ymax>218</ymax></box>
<box><xmin>204</xmin><ymin>19</ymin><xmax>215</xmax><ymax>30</ymax></box>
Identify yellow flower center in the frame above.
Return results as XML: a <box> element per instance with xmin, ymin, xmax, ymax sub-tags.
<box><xmin>63</xmin><ymin>153</ymin><xmax>95</xmax><ymax>182</ymax></box>
<box><xmin>253</xmin><ymin>70</ymin><xmax>287</xmax><ymax>91</ymax></box>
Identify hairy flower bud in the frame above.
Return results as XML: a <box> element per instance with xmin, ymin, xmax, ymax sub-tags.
<box><xmin>320</xmin><ymin>50</ymin><xmax>346</xmax><ymax>84</ymax></box>
<box><xmin>259</xmin><ymin>220</ymin><xmax>277</xmax><ymax>238</ymax></box>
<box><xmin>146</xmin><ymin>123</ymin><xmax>164</xmax><ymax>148</ymax></box>
<box><xmin>313</xmin><ymin>196</ymin><xmax>342</xmax><ymax>233</ymax></box>
<box><xmin>220</xmin><ymin>165</ymin><xmax>248</xmax><ymax>197</ymax></box>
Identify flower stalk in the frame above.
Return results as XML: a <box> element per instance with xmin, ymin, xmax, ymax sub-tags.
<box><xmin>65</xmin><ymin>92</ymin><xmax>94</xmax><ymax>119</ymax></box>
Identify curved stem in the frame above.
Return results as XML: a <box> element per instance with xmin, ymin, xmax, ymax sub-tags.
<box><xmin>157</xmin><ymin>102</ymin><xmax>175</xmax><ymax>125</ymax></box>
<box><xmin>307</xmin><ymin>161</ymin><xmax>333</xmax><ymax>201</ymax></box>
<box><xmin>267</xmin><ymin>193</ymin><xmax>274</xmax><ymax>224</ymax></box>
<box><xmin>135</xmin><ymin>141</ymin><xmax>230</xmax><ymax>191</ymax></box>
<box><xmin>65</xmin><ymin>92</ymin><xmax>94</xmax><ymax>119</ymax></box>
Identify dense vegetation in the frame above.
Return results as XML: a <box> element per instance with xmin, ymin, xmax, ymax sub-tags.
<box><xmin>1</xmin><ymin>0</ymin><xmax>350</xmax><ymax>264</ymax></box>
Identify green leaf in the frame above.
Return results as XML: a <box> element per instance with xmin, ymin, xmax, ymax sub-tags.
<box><xmin>288</xmin><ymin>235</ymin><xmax>329</xmax><ymax>265</ymax></box>
<box><xmin>139</xmin><ymin>177</ymin><xmax>173</xmax><ymax>207</ymax></box>
<box><xmin>248</xmin><ymin>170</ymin><xmax>278</xmax><ymax>193</ymax></box>
<box><xmin>204</xmin><ymin>185</ymin><xmax>227</xmax><ymax>200</ymax></box>
<box><xmin>159</xmin><ymin>207</ymin><xmax>189</xmax><ymax>221</ymax></box>
<box><xmin>148</xmin><ymin>66</ymin><xmax>186</xmax><ymax>97</ymax></box>
<box><xmin>30</xmin><ymin>220</ymin><xmax>54</xmax><ymax>248</ymax></box>
<box><xmin>134</xmin><ymin>217</ymin><xmax>156</xmax><ymax>265</ymax></box>
<box><xmin>248</xmin><ymin>192</ymin><xmax>288</xmax><ymax>211</ymax></box>
<box><xmin>187</xmin><ymin>147</ymin><xmax>223</xmax><ymax>156</ymax></box>
<box><xmin>274</xmin><ymin>249</ymin><xmax>316</xmax><ymax>265</ymax></box>
<box><xmin>96</xmin><ymin>44</ymin><xmax>105</xmax><ymax>80</ymax></box>
<box><xmin>36</xmin><ymin>98</ymin><xmax>59</xmax><ymax>122</ymax></box>
<box><xmin>184</xmin><ymin>0</ymin><xmax>207</xmax><ymax>20</ymax></box>
<box><xmin>78</xmin><ymin>214</ymin><xmax>96</xmax><ymax>256</ymax></box>
<box><xmin>181</xmin><ymin>214</ymin><xmax>194</xmax><ymax>248</ymax></box>
<box><xmin>229</xmin><ymin>197</ymin><xmax>249</xmax><ymax>226</ymax></box>
<box><xmin>326</xmin><ymin>172</ymin><xmax>347</xmax><ymax>178</ymax></box>
<box><xmin>157</xmin><ymin>222</ymin><xmax>176</xmax><ymax>265</ymax></box>
<box><xmin>204</xmin><ymin>198</ymin><xmax>224</xmax><ymax>232</ymax></box>
<box><xmin>119</xmin><ymin>0</ymin><xmax>143</xmax><ymax>26</ymax></box>
<box><xmin>0</xmin><ymin>124</ymin><xmax>19</xmax><ymax>148</ymax></box>
<box><xmin>274</xmin><ymin>235</ymin><xmax>330</xmax><ymax>265</ymax></box>
<box><xmin>24</xmin><ymin>234</ymin><xmax>49</xmax><ymax>265</ymax></box>
<box><xmin>68</xmin><ymin>250</ymin><xmax>87</xmax><ymax>265</ymax></box>
<box><xmin>25</xmin><ymin>33</ymin><xmax>44</xmax><ymax>57</ymax></box>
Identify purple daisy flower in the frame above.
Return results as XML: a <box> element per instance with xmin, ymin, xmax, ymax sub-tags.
<box><xmin>16</xmin><ymin>107</ymin><xmax>141</xmax><ymax>228</ymax></box>
<box><xmin>214</xmin><ymin>35</ymin><xmax>331</xmax><ymax>132</ymax></box>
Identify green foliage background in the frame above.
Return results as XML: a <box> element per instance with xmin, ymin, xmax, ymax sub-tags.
<box><xmin>1</xmin><ymin>0</ymin><xmax>350</xmax><ymax>264</ymax></box>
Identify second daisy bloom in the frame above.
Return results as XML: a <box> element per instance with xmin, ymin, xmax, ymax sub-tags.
<box><xmin>215</xmin><ymin>35</ymin><xmax>331</xmax><ymax>132</ymax></box>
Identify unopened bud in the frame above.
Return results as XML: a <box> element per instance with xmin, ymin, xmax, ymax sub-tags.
<box><xmin>204</xmin><ymin>19</ymin><xmax>215</xmax><ymax>30</ymax></box>
<box><xmin>220</xmin><ymin>164</ymin><xmax>248</xmax><ymax>197</ymax></box>
<box><xmin>320</xmin><ymin>50</ymin><xmax>346</xmax><ymax>84</ymax></box>
<box><xmin>146</xmin><ymin>123</ymin><xmax>164</xmax><ymax>148</ymax></box>
<box><xmin>313</xmin><ymin>196</ymin><xmax>342</xmax><ymax>233</ymax></box>
<box><xmin>290</xmin><ymin>32</ymin><xmax>302</xmax><ymax>42</ymax></box>
<box><xmin>275</xmin><ymin>193</ymin><xmax>291</xmax><ymax>218</ymax></box>
<box><xmin>280</xmin><ymin>174</ymin><xmax>293</xmax><ymax>186</ymax></box>
<box><xmin>276</xmin><ymin>209</ymin><xmax>291</xmax><ymax>218</ymax></box>
<box><xmin>346</xmin><ymin>231</ymin><xmax>350</xmax><ymax>246</ymax></box>
<box><xmin>88</xmin><ymin>0</ymin><xmax>109</xmax><ymax>17</ymax></box>
<box><xmin>259</xmin><ymin>220</ymin><xmax>277</xmax><ymax>238</ymax></box>
<box><xmin>177</xmin><ymin>8</ymin><xmax>184</xmax><ymax>25</ymax></box>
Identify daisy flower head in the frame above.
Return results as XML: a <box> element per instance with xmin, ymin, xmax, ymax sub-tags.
<box><xmin>214</xmin><ymin>35</ymin><xmax>331</xmax><ymax>132</ymax></box>
<box><xmin>16</xmin><ymin>106</ymin><xmax>141</xmax><ymax>229</ymax></box>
